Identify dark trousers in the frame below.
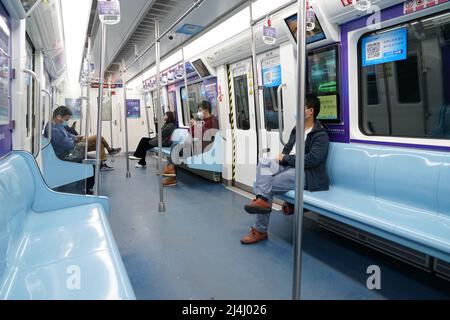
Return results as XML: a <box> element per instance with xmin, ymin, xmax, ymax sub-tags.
<box><xmin>134</xmin><ymin>137</ymin><xmax>157</xmax><ymax>165</ymax></box>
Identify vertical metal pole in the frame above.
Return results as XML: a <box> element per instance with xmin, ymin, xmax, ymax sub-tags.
<box><xmin>94</xmin><ymin>23</ymin><xmax>106</xmax><ymax>196</ymax></box>
<box><xmin>122</xmin><ymin>59</ymin><xmax>131</xmax><ymax>179</ymax></box>
<box><xmin>145</xmin><ymin>93</ymin><xmax>152</xmax><ymax>138</ymax></box>
<box><xmin>79</xmin><ymin>85</ymin><xmax>84</xmax><ymax>135</ymax></box>
<box><xmin>249</xmin><ymin>0</ymin><xmax>263</xmax><ymax>161</ymax></box>
<box><xmin>293</xmin><ymin>0</ymin><xmax>307</xmax><ymax>300</ymax></box>
<box><xmin>84</xmin><ymin>83</ymin><xmax>91</xmax><ymax>162</ymax></box>
<box><xmin>155</xmin><ymin>19</ymin><xmax>165</xmax><ymax>212</ymax></box>
<box><xmin>181</xmin><ymin>45</ymin><xmax>193</xmax><ymax>153</ymax></box>
<box><xmin>108</xmin><ymin>77</ymin><xmax>115</xmax><ymax>163</ymax></box>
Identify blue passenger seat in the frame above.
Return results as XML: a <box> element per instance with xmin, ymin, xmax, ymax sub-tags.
<box><xmin>277</xmin><ymin>143</ymin><xmax>450</xmax><ymax>263</ymax></box>
<box><xmin>151</xmin><ymin>128</ymin><xmax>189</xmax><ymax>157</ymax></box>
<box><xmin>185</xmin><ymin>131</ymin><xmax>222</xmax><ymax>173</ymax></box>
<box><xmin>41</xmin><ymin>137</ymin><xmax>94</xmax><ymax>189</ymax></box>
<box><xmin>0</xmin><ymin>151</ymin><xmax>135</xmax><ymax>300</ymax></box>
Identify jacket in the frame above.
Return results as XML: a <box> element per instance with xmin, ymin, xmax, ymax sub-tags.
<box><xmin>44</xmin><ymin>122</ymin><xmax>76</xmax><ymax>158</ymax></box>
<box><xmin>150</xmin><ymin>122</ymin><xmax>176</xmax><ymax>147</ymax></box>
<box><xmin>280</xmin><ymin>120</ymin><xmax>330</xmax><ymax>192</ymax></box>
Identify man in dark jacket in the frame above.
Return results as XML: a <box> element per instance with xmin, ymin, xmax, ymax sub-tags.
<box><xmin>241</xmin><ymin>94</ymin><xmax>329</xmax><ymax>244</ymax></box>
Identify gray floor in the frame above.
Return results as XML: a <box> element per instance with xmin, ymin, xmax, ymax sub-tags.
<box><xmin>99</xmin><ymin>156</ymin><xmax>450</xmax><ymax>300</ymax></box>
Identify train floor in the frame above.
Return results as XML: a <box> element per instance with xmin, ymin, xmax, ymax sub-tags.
<box><xmin>99</xmin><ymin>155</ymin><xmax>450</xmax><ymax>300</ymax></box>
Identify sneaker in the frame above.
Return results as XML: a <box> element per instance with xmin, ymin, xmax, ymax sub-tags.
<box><xmin>240</xmin><ymin>227</ymin><xmax>268</xmax><ymax>244</ymax></box>
<box><xmin>244</xmin><ymin>198</ymin><xmax>272</xmax><ymax>214</ymax></box>
<box><xmin>100</xmin><ymin>163</ymin><xmax>114</xmax><ymax>171</ymax></box>
<box><xmin>135</xmin><ymin>163</ymin><xmax>146</xmax><ymax>168</ymax></box>
<box><xmin>109</xmin><ymin>148</ymin><xmax>122</xmax><ymax>155</ymax></box>
<box><xmin>129</xmin><ymin>155</ymin><xmax>141</xmax><ymax>160</ymax></box>
<box><xmin>163</xmin><ymin>177</ymin><xmax>177</xmax><ymax>187</ymax></box>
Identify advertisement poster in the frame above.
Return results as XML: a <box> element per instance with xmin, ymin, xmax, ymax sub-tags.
<box><xmin>262</xmin><ymin>65</ymin><xmax>282</xmax><ymax>88</ymax></box>
<box><xmin>317</xmin><ymin>95</ymin><xmax>339</xmax><ymax>121</ymax></box>
<box><xmin>362</xmin><ymin>28</ymin><xmax>408</xmax><ymax>67</ymax></box>
<box><xmin>65</xmin><ymin>98</ymin><xmax>82</xmax><ymax>120</ymax></box>
<box><xmin>127</xmin><ymin>99</ymin><xmax>141</xmax><ymax>118</ymax></box>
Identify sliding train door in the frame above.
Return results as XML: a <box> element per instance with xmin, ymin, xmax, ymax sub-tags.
<box><xmin>229</xmin><ymin>59</ymin><xmax>257</xmax><ymax>188</ymax></box>
<box><xmin>256</xmin><ymin>47</ymin><xmax>295</xmax><ymax>161</ymax></box>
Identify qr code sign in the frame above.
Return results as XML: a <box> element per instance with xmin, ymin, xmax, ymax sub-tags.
<box><xmin>264</xmin><ymin>71</ymin><xmax>272</xmax><ymax>84</ymax></box>
<box><xmin>366</xmin><ymin>41</ymin><xmax>381</xmax><ymax>60</ymax></box>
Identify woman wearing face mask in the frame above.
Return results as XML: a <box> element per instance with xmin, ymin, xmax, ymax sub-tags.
<box><xmin>130</xmin><ymin>111</ymin><xmax>176</xmax><ymax>168</ymax></box>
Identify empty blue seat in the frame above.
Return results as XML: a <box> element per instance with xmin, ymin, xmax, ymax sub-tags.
<box><xmin>277</xmin><ymin>143</ymin><xmax>450</xmax><ymax>263</ymax></box>
<box><xmin>185</xmin><ymin>131</ymin><xmax>222</xmax><ymax>173</ymax></box>
<box><xmin>41</xmin><ymin>138</ymin><xmax>94</xmax><ymax>189</ymax></box>
<box><xmin>151</xmin><ymin>128</ymin><xmax>189</xmax><ymax>157</ymax></box>
<box><xmin>0</xmin><ymin>151</ymin><xmax>135</xmax><ymax>300</ymax></box>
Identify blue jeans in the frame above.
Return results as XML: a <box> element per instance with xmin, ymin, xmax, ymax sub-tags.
<box><xmin>254</xmin><ymin>158</ymin><xmax>296</xmax><ymax>233</ymax></box>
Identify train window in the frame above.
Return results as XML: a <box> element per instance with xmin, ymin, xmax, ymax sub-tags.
<box><xmin>181</xmin><ymin>82</ymin><xmax>206</xmax><ymax>126</ymax></box>
<box><xmin>396</xmin><ymin>56</ymin><xmax>420</xmax><ymax>103</ymax></box>
<box><xmin>366</xmin><ymin>67</ymin><xmax>379</xmax><ymax>105</ymax></box>
<box><xmin>262</xmin><ymin>87</ymin><xmax>282</xmax><ymax>131</ymax></box>
<box><xmin>307</xmin><ymin>45</ymin><xmax>340</xmax><ymax>123</ymax></box>
<box><xmin>234</xmin><ymin>75</ymin><xmax>250</xmax><ymax>130</ymax></box>
<box><xmin>359</xmin><ymin>12</ymin><xmax>450</xmax><ymax>139</ymax></box>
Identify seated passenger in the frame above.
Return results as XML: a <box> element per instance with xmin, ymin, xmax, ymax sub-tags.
<box><xmin>44</xmin><ymin>106</ymin><xmax>121</xmax><ymax>174</ymax></box>
<box><xmin>240</xmin><ymin>94</ymin><xmax>330</xmax><ymax>245</ymax></box>
<box><xmin>162</xmin><ymin>100</ymin><xmax>218</xmax><ymax>187</ymax></box>
<box><xmin>130</xmin><ymin>111</ymin><xmax>176</xmax><ymax>168</ymax></box>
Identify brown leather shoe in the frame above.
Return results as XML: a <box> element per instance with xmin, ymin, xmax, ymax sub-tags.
<box><xmin>240</xmin><ymin>227</ymin><xmax>268</xmax><ymax>244</ymax></box>
<box><xmin>244</xmin><ymin>198</ymin><xmax>272</xmax><ymax>214</ymax></box>
<box><xmin>163</xmin><ymin>176</ymin><xmax>177</xmax><ymax>187</ymax></box>
<box><xmin>163</xmin><ymin>164</ymin><xmax>176</xmax><ymax>177</ymax></box>
<box><xmin>282</xmin><ymin>202</ymin><xmax>294</xmax><ymax>216</ymax></box>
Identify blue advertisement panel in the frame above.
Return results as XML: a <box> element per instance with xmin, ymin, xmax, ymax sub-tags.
<box><xmin>362</xmin><ymin>27</ymin><xmax>408</xmax><ymax>67</ymax></box>
<box><xmin>127</xmin><ymin>99</ymin><xmax>141</xmax><ymax>118</ymax></box>
<box><xmin>65</xmin><ymin>98</ymin><xmax>82</xmax><ymax>120</ymax></box>
<box><xmin>262</xmin><ymin>65</ymin><xmax>282</xmax><ymax>88</ymax></box>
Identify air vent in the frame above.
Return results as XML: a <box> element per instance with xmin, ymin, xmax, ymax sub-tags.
<box><xmin>434</xmin><ymin>259</ymin><xmax>450</xmax><ymax>280</ymax></box>
<box><xmin>317</xmin><ymin>216</ymin><xmax>431</xmax><ymax>270</ymax></box>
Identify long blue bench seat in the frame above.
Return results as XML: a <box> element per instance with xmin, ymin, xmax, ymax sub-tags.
<box><xmin>0</xmin><ymin>151</ymin><xmax>135</xmax><ymax>300</ymax></box>
<box><xmin>184</xmin><ymin>131</ymin><xmax>222</xmax><ymax>173</ymax></box>
<box><xmin>152</xmin><ymin>129</ymin><xmax>223</xmax><ymax>173</ymax></box>
<box><xmin>41</xmin><ymin>137</ymin><xmax>94</xmax><ymax>189</ymax></box>
<box><xmin>151</xmin><ymin>128</ymin><xmax>189</xmax><ymax>158</ymax></box>
<box><xmin>277</xmin><ymin>143</ymin><xmax>450</xmax><ymax>263</ymax></box>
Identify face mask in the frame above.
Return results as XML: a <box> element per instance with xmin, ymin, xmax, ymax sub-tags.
<box><xmin>63</xmin><ymin>120</ymin><xmax>69</xmax><ymax>127</ymax></box>
<box><xmin>197</xmin><ymin>111</ymin><xmax>204</xmax><ymax>120</ymax></box>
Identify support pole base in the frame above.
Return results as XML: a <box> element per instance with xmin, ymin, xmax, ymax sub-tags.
<box><xmin>126</xmin><ymin>171</ymin><xmax>131</xmax><ymax>178</ymax></box>
<box><xmin>158</xmin><ymin>202</ymin><xmax>166</xmax><ymax>212</ymax></box>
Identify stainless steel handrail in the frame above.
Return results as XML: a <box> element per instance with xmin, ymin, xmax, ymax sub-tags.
<box><xmin>277</xmin><ymin>83</ymin><xmax>287</xmax><ymax>146</ymax></box>
<box><xmin>41</xmin><ymin>89</ymin><xmax>52</xmax><ymax>150</ymax></box>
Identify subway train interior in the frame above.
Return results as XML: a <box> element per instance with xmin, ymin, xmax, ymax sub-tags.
<box><xmin>1</xmin><ymin>0</ymin><xmax>450</xmax><ymax>301</ymax></box>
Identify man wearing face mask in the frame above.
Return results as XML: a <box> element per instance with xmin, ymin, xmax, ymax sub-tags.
<box><xmin>44</xmin><ymin>106</ymin><xmax>120</xmax><ymax>170</ymax></box>
<box><xmin>162</xmin><ymin>100</ymin><xmax>218</xmax><ymax>187</ymax></box>
<box><xmin>240</xmin><ymin>94</ymin><xmax>329</xmax><ymax>245</ymax></box>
